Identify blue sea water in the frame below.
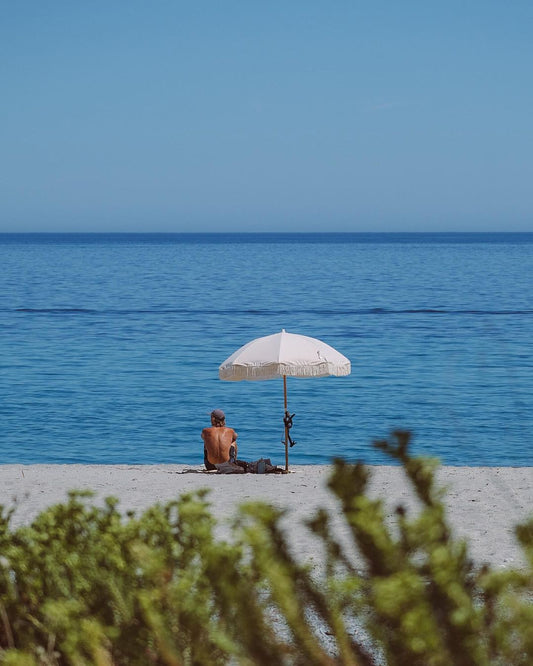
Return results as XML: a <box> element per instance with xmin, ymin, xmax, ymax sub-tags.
<box><xmin>0</xmin><ymin>232</ymin><xmax>531</xmax><ymax>466</ymax></box>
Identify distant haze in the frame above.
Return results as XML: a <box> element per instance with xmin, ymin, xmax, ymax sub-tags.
<box><xmin>1</xmin><ymin>2</ymin><xmax>532</xmax><ymax>232</ymax></box>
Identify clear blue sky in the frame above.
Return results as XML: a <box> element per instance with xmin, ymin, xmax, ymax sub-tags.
<box><xmin>1</xmin><ymin>1</ymin><xmax>532</xmax><ymax>232</ymax></box>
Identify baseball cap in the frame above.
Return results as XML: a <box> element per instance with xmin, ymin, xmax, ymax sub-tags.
<box><xmin>211</xmin><ymin>408</ymin><xmax>225</xmax><ymax>420</ymax></box>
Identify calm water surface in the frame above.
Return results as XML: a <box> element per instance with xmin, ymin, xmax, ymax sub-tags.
<box><xmin>0</xmin><ymin>233</ymin><xmax>531</xmax><ymax>466</ymax></box>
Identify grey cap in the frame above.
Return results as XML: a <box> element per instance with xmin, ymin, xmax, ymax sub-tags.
<box><xmin>211</xmin><ymin>408</ymin><xmax>225</xmax><ymax>420</ymax></box>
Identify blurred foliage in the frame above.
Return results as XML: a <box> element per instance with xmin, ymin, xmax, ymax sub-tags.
<box><xmin>1</xmin><ymin>431</ymin><xmax>532</xmax><ymax>665</ymax></box>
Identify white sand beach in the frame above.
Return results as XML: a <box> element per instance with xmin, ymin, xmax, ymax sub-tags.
<box><xmin>2</xmin><ymin>464</ymin><xmax>532</xmax><ymax>570</ymax></box>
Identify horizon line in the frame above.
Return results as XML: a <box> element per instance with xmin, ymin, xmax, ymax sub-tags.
<box><xmin>1</xmin><ymin>230</ymin><xmax>532</xmax><ymax>235</ymax></box>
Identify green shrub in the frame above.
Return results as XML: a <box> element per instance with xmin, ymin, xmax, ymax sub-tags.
<box><xmin>0</xmin><ymin>431</ymin><xmax>532</xmax><ymax>665</ymax></box>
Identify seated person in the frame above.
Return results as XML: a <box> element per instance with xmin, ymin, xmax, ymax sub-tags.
<box><xmin>201</xmin><ymin>409</ymin><xmax>238</xmax><ymax>470</ymax></box>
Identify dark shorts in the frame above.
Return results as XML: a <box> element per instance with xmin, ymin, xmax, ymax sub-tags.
<box><xmin>204</xmin><ymin>445</ymin><xmax>236</xmax><ymax>470</ymax></box>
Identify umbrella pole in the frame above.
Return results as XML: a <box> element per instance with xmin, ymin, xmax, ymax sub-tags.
<box><xmin>283</xmin><ymin>375</ymin><xmax>289</xmax><ymax>471</ymax></box>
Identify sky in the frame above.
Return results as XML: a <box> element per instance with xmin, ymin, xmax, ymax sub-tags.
<box><xmin>1</xmin><ymin>1</ymin><xmax>532</xmax><ymax>232</ymax></box>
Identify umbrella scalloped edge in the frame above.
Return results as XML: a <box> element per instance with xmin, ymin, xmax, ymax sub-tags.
<box><xmin>219</xmin><ymin>361</ymin><xmax>351</xmax><ymax>381</ymax></box>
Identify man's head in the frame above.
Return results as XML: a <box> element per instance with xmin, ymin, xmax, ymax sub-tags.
<box><xmin>211</xmin><ymin>408</ymin><xmax>226</xmax><ymax>426</ymax></box>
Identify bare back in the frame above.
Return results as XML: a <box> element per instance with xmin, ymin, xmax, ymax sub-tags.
<box><xmin>202</xmin><ymin>426</ymin><xmax>238</xmax><ymax>465</ymax></box>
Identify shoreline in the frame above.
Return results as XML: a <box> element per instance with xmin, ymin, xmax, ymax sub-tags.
<box><xmin>2</xmin><ymin>464</ymin><xmax>532</xmax><ymax>570</ymax></box>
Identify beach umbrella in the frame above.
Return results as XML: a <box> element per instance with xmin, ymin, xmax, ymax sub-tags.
<box><xmin>219</xmin><ymin>329</ymin><xmax>351</xmax><ymax>471</ymax></box>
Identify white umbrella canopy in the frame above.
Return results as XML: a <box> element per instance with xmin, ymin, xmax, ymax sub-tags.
<box><xmin>219</xmin><ymin>329</ymin><xmax>350</xmax><ymax>381</ymax></box>
<box><xmin>219</xmin><ymin>329</ymin><xmax>351</xmax><ymax>470</ymax></box>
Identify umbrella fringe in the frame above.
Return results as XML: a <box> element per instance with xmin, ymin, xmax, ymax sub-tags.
<box><xmin>219</xmin><ymin>363</ymin><xmax>351</xmax><ymax>381</ymax></box>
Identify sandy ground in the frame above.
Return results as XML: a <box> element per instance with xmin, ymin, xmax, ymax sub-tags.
<box><xmin>1</xmin><ymin>463</ymin><xmax>532</xmax><ymax>570</ymax></box>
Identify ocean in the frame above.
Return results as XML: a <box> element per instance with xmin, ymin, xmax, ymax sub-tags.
<box><xmin>1</xmin><ymin>232</ymin><xmax>531</xmax><ymax>466</ymax></box>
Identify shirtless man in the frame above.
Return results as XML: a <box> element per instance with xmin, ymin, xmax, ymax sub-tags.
<box><xmin>201</xmin><ymin>409</ymin><xmax>238</xmax><ymax>470</ymax></box>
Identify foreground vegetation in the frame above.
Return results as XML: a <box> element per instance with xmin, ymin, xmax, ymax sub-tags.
<box><xmin>1</xmin><ymin>431</ymin><xmax>532</xmax><ymax>665</ymax></box>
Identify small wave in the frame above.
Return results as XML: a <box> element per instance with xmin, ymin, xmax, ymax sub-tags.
<box><xmin>374</xmin><ymin>308</ymin><xmax>533</xmax><ymax>315</ymax></box>
<box><xmin>15</xmin><ymin>308</ymin><xmax>97</xmax><ymax>314</ymax></box>
<box><xmin>298</xmin><ymin>308</ymin><xmax>533</xmax><ymax>316</ymax></box>
<box><xmin>8</xmin><ymin>306</ymin><xmax>533</xmax><ymax>316</ymax></box>
<box><xmin>13</xmin><ymin>307</ymin><xmax>193</xmax><ymax>314</ymax></box>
